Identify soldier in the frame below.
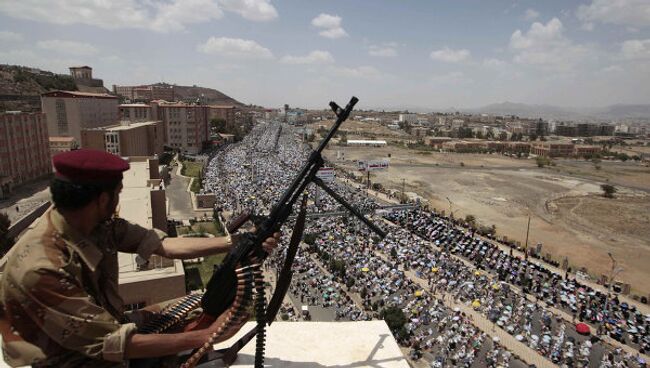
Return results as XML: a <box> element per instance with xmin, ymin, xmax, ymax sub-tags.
<box><xmin>0</xmin><ymin>149</ymin><xmax>280</xmax><ymax>367</ymax></box>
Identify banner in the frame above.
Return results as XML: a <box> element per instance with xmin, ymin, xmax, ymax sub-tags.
<box><xmin>358</xmin><ymin>159</ymin><xmax>389</xmax><ymax>171</ymax></box>
<box><xmin>316</xmin><ymin>167</ymin><xmax>335</xmax><ymax>182</ymax></box>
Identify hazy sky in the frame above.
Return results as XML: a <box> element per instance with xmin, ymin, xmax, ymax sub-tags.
<box><xmin>0</xmin><ymin>0</ymin><xmax>649</xmax><ymax>110</ymax></box>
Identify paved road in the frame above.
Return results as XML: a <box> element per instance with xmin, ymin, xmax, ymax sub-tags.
<box><xmin>166</xmin><ymin>165</ymin><xmax>197</xmax><ymax>220</ymax></box>
<box><xmin>0</xmin><ymin>180</ymin><xmax>50</xmax><ymax>223</ymax></box>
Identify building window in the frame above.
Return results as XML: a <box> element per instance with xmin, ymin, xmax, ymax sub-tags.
<box><xmin>55</xmin><ymin>99</ymin><xmax>68</xmax><ymax>134</ymax></box>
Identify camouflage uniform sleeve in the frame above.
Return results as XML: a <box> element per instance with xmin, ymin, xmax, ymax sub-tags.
<box><xmin>20</xmin><ymin>267</ymin><xmax>137</xmax><ymax>362</ymax></box>
<box><xmin>111</xmin><ymin>218</ymin><xmax>167</xmax><ymax>260</ymax></box>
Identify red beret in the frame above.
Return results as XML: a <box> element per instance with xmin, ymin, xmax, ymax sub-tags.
<box><xmin>52</xmin><ymin>149</ymin><xmax>130</xmax><ymax>184</ymax></box>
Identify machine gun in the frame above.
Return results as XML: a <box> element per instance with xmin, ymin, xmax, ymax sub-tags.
<box><xmin>137</xmin><ymin>97</ymin><xmax>386</xmax><ymax>368</ymax></box>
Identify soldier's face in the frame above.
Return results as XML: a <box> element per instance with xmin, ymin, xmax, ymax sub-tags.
<box><xmin>99</xmin><ymin>183</ymin><xmax>122</xmax><ymax>221</ymax></box>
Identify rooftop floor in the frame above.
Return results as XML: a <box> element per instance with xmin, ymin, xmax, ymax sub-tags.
<box><xmin>203</xmin><ymin>321</ymin><xmax>408</xmax><ymax>368</ymax></box>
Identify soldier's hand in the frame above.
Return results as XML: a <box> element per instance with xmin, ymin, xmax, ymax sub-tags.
<box><xmin>262</xmin><ymin>232</ymin><xmax>281</xmax><ymax>253</ymax></box>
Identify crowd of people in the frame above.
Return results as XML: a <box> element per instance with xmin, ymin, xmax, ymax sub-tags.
<box><xmin>386</xmin><ymin>209</ymin><xmax>649</xmax><ymax>357</ymax></box>
<box><xmin>199</xmin><ymin>122</ymin><xmax>648</xmax><ymax>368</ymax></box>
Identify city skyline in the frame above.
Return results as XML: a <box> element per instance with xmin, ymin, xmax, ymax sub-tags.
<box><xmin>0</xmin><ymin>0</ymin><xmax>649</xmax><ymax>109</ymax></box>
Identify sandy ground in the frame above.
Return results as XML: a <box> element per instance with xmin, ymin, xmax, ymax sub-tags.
<box><xmin>324</xmin><ymin>145</ymin><xmax>650</xmax><ymax>296</ymax></box>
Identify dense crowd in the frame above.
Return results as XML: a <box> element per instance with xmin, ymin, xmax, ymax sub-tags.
<box><xmin>386</xmin><ymin>209</ymin><xmax>650</xmax><ymax>357</ymax></box>
<box><xmin>200</xmin><ymin>122</ymin><xmax>648</xmax><ymax>368</ymax></box>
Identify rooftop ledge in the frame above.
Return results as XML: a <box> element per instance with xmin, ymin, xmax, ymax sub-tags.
<box><xmin>202</xmin><ymin>321</ymin><xmax>408</xmax><ymax>368</ymax></box>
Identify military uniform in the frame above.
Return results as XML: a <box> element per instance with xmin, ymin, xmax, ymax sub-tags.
<box><xmin>0</xmin><ymin>208</ymin><xmax>166</xmax><ymax>367</ymax></box>
<box><xmin>0</xmin><ymin>149</ymin><xmax>167</xmax><ymax>367</ymax></box>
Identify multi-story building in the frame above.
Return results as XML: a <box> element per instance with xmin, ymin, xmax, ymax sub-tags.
<box><xmin>442</xmin><ymin>140</ymin><xmax>485</xmax><ymax>152</ymax></box>
<box><xmin>573</xmin><ymin>123</ymin><xmax>614</xmax><ymax>137</ymax></box>
<box><xmin>113</xmin><ymin>85</ymin><xmax>135</xmax><ymax>99</ymax></box>
<box><xmin>69</xmin><ymin>66</ymin><xmax>93</xmax><ymax>80</ymax></box>
<box><xmin>530</xmin><ymin>142</ymin><xmax>574</xmax><ymax>157</ymax></box>
<box><xmin>115</xmin><ymin>157</ymin><xmax>184</xmax><ymax>309</ymax></box>
<box><xmin>504</xmin><ymin>142</ymin><xmax>531</xmax><ymax>153</ymax></box>
<box><xmin>573</xmin><ymin>145</ymin><xmax>603</xmax><ymax>158</ymax></box>
<box><xmin>41</xmin><ymin>91</ymin><xmax>119</xmax><ymax>143</ymax></box>
<box><xmin>81</xmin><ymin>121</ymin><xmax>164</xmax><ymax>157</ymax></box>
<box><xmin>535</xmin><ymin>120</ymin><xmax>549</xmax><ymax>136</ymax></box>
<box><xmin>208</xmin><ymin>105</ymin><xmax>237</xmax><ymax>125</ymax></box>
<box><xmin>119</xmin><ymin>103</ymin><xmax>155</xmax><ymax>122</ymax></box>
<box><xmin>411</xmin><ymin>127</ymin><xmax>429</xmax><ymax>138</ymax></box>
<box><xmin>399</xmin><ymin>113</ymin><xmax>417</xmax><ymax>124</ymax></box>
<box><xmin>49</xmin><ymin>136</ymin><xmax>79</xmax><ymax>155</ymax></box>
<box><xmin>598</xmin><ymin>124</ymin><xmax>615</xmax><ymax>136</ymax></box>
<box><xmin>0</xmin><ymin>112</ymin><xmax>51</xmax><ymax>196</ymax></box>
<box><xmin>113</xmin><ymin>84</ymin><xmax>175</xmax><ymax>101</ymax></box>
<box><xmin>154</xmin><ymin>102</ymin><xmax>208</xmax><ymax>154</ymax></box>
<box><xmin>555</xmin><ymin>124</ymin><xmax>577</xmax><ymax>137</ymax></box>
<box><xmin>133</xmin><ymin>85</ymin><xmax>174</xmax><ymax>101</ymax></box>
<box><xmin>69</xmin><ymin>66</ymin><xmax>107</xmax><ymax>93</ymax></box>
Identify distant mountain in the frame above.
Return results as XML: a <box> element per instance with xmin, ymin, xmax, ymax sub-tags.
<box><xmin>597</xmin><ymin>104</ymin><xmax>650</xmax><ymax>120</ymax></box>
<box><xmin>465</xmin><ymin>101</ymin><xmax>650</xmax><ymax>121</ymax></box>
<box><xmin>168</xmin><ymin>84</ymin><xmax>245</xmax><ymax>107</ymax></box>
<box><xmin>466</xmin><ymin>102</ymin><xmax>575</xmax><ymax>120</ymax></box>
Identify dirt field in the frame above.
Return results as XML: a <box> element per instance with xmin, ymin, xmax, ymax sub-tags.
<box><xmin>324</xmin><ymin>144</ymin><xmax>650</xmax><ymax>296</ymax></box>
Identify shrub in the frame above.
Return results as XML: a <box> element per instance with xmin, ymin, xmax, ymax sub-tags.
<box><xmin>380</xmin><ymin>306</ymin><xmax>407</xmax><ymax>337</ymax></box>
<box><xmin>303</xmin><ymin>233</ymin><xmax>317</xmax><ymax>245</ymax></box>
<box><xmin>601</xmin><ymin>184</ymin><xmax>617</xmax><ymax>198</ymax></box>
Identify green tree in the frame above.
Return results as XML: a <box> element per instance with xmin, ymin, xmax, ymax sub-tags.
<box><xmin>380</xmin><ymin>306</ymin><xmax>407</xmax><ymax>338</ymax></box>
<box><xmin>601</xmin><ymin>184</ymin><xmax>617</xmax><ymax>198</ymax></box>
<box><xmin>465</xmin><ymin>214</ymin><xmax>476</xmax><ymax>227</ymax></box>
<box><xmin>536</xmin><ymin>156</ymin><xmax>551</xmax><ymax>168</ymax></box>
<box><xmin>303</xmin><ymin>233</ymin><xmax>317</xmax><ymax>245</ymax></box>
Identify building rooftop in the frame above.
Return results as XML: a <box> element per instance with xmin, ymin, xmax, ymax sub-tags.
<box><xmin>119</xmin><ymin>103</ymin><xmax>151</xmax><ymax>107</ymax></box>
<box><xmin>48</xmin><ymin>136</ymin><xmax>76</xmax><ymax>142</ymax></box>
<box><xmin>209</xmin><ymin>105</ymin><xmax>237</xmax><ymax>109</ymax></box>
<box><xmin>41</xmin><ymin>90</ymin><xmax>117</xmax><ymax>99</ymax></box>
<box><xmin>107</xmin><ymin>121</ymin><xmax>159</xmax><ymax>131</ymax></box>
<box><xmin>205</xmin><ymin>321</ymin><xmax>408</xmax><ymax>368</ymax></box>
<box><xmin>0</xmin><ymin>321</ymin><xmax>406</xmax><ymax>368</ymax></box>
<box><xmin>117</xmin><ymin>159</ymin><xmax>183</xmax><ymax>285</ymax></box>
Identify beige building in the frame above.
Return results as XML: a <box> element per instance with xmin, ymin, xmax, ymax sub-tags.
<box><xmin>208</xmin><ymin>105</ymin><xmax>237</xmax><ymax>125</ymax></box>
<box><xmin>119</xmin><ymin>103</ymin><xmax>155</xmax><ymax>122</ymax></box>
<box><xmin>411</xmin><ymin>127</ymin><xmax>429</xmax><ymax>137</ymax></box>
<box><xmin>116</xmin><ymin>158</ymin><xmax>184</xmax><ymax>309</ymax></box>
<box><xmin>113</xmin><ymin>84</ymin><xmax>175</xmax><ymax>101</ymax></box>
<box><xmin>530</xmin><ymin>142</ymin><xmax>574</xmax><ymax>157</ymax></box>
<box><xmin>155</xmin><ymin>101</ymin><xmax>208</xmax><ymax>154</ymax></box>
<box><xmin>69</xmin><ymin>66</ymin><xmax>93</xmax><ymax>80</ymax></box>
<box><xmin>41</xmin><ymin>90</ymin><xmax>119</xmax><ymax>143</ymax></box>
<box><xmin>442</xmin><ymin>140</ymin><xmax>485</xmax><ymax>152</ymax></box>
<box><xmin>573</xmin><ymin>145</ymin><xmax>602</xmax><ymax>158</ymax></box>
<box><xmin>81</xmin><ymin>121</ymin><xmax>165</xmax><ymax>157</ymax></box>
<box><xmin>0</xmin><ymin>112</ymin><xmax>51</xmax><ymax>196</ymax></box>
<box><xmin>69</xmin><ymin>66</ymin><xmax>107</xmax><ymax>93</ymax></box>
<box><xmin>48</xmin><ymin>136</ymin><xmax>79</xmax><ymax>155</ymax></box>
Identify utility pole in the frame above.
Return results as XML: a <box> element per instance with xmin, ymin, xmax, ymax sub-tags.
<box><xmin>524</xmin><ymin>214</ymin><xmax>531</xmax><ymax>260</ymax></box>
<box><xmin>401</xmin><ymin>178</ymin><xmax>406</xmax><ymax>203</ymax></box>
